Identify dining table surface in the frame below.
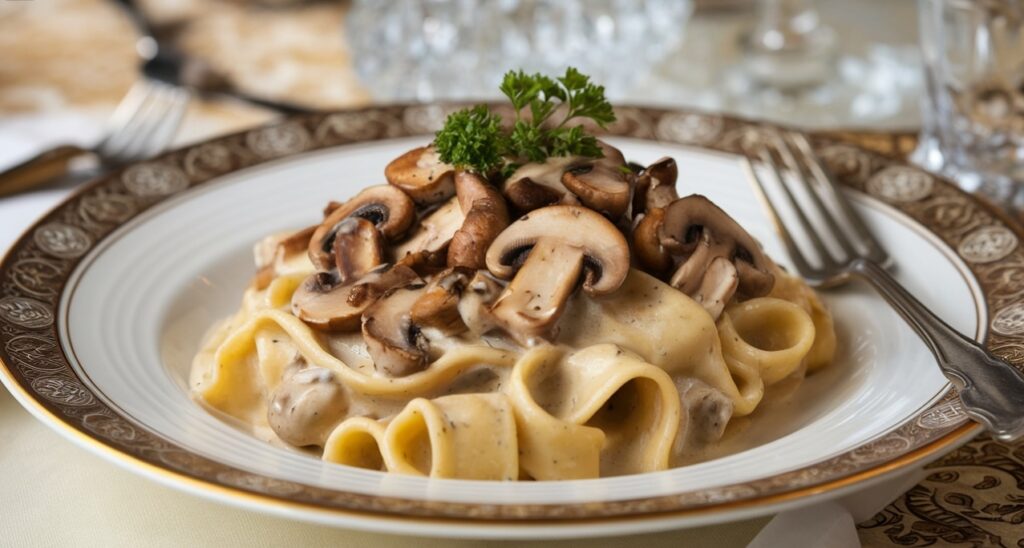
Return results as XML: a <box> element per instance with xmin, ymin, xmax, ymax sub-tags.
<box><xmin>2</xmin><ymin>1</ymin><xmax>1024</xmax><ymax>546</ymax></box>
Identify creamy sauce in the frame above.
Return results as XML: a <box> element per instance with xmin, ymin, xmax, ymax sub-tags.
<box><xmin>191</xmin><ymin>265</ymin><xmax>833</xmax><ymax>479</ymax></box>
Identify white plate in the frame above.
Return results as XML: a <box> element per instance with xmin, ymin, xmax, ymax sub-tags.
<box><xmin>3</xmin><ymin>106</ymin><xmax>1018</xmax><ymax>539</ymax></box>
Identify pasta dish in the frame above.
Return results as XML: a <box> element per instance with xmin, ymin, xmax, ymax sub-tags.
<box><xmin>190</xmin><ymin>71</ymin><xmax>835</xmax><ymax>480</ymax></box>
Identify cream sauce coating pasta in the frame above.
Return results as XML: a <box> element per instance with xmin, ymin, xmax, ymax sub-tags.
<box><xmin>191</xmin><ymin>261</ymin><xmax>834</xmax><ymax>480</ymax></box>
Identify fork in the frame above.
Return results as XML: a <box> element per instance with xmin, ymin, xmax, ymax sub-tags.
<box><xmin>0</xmin><ymin>79</ymin><xmax>190</xmax><ymax>198</ymax></box>
<box><xmin>747</xmin><ymin>129</ymin><xmax>1024</xmax><ymax>442</ymax></box>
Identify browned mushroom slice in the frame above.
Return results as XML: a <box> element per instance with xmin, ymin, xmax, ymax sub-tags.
<box><xmin>308</xmin><ymin>185</ymin><xmax>416</xmax><ymax>271</ymax></box>
<box><xmin>252</xmin><ymin>225</ymin><xmax>317</xmax><ymax>289</ymax></box>
<box><xmin>502</xmin><ymin>141</ymin><xmax>630</xmax><ymax>216</ymax></box>
<box><xmin>384</xmin><ymin>145</ymin><xmax>456</xmax><ymax>205</ymax></box>
<box><xmin>362</xmin><ymin>284</ymin><xmax>432</xmax><ymax>377</ymax></box>
<box><xmin>560</xmin><ymin>144</ymin><xmax>632</xmax><ymax>220</ymax></box>
<box><xmin>448</xmin><ymin>171</ymin><xmax>510</xmax><ymax>270</ymax></box>
<box><xmin>502</xmin><ymin>156</ymin><xmax>579</xmax><ymax>212</ymax></box>
<box><xmin>332</xmin><ymin>218</ymin><xmax>384</xmax><ymax>283</ymax></box>
<box><xmin>631</xmin><ymin>157</ymin><xmax>679</xmax><ymax>215</ymax></box>
<box><xmin>291</xmin><ymin>264</ymin><xmax>421</xmax><ymax>331</ymax></box>
<box><xmin>410</xmin><ymin>267</ymin><xmax>472</xmax><ymax>336</ymax></box>
<box><xmin>391</xmin><ymin>196</ymin><xmax>465</xmax><ymax>261</ymax></box>
<box><xmin>484</xmin><ymin>205</ymin><xmax>630</xmax><ymax>344</ymax></box>
<box><xmin>631</xmin><ymin>208</ymin><xmax>673</xmax><ymax>276</ymax></box>
<box><xmin>658</xmin><ymin>195</ymin><xmax>775</xmax><ymax>318</ymax></box>
<box><xmin>692</xmin><ymin>256</ymin><xmax>739</xmax><ymax>320</ymax></box>
<box><xmin>268</xmin><ymin>366</ymin><xmax>349</xmax><ymax>447</ymax></box>
<box><xmin>457</xmin><ymin>271</ymin><xmax>505</xmax><ymax>336</ymax></box>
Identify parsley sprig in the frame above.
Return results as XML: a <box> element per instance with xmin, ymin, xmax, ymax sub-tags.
<box><xmin>434</xmin><ymin>68</ymin><xmax>616</xmax><ymax>176</ymax></box>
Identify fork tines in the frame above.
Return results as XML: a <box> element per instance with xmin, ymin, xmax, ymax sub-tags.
<box><xmin>745</xmin><ymin>130</ymin><xmax>891</xmax><ymax>284</ymax></box>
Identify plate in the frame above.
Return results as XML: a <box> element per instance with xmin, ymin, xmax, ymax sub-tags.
<box><xmin>2</xmin><ymin>105</ymin><xmax>1021</xmax><ymax>539</ymax></box>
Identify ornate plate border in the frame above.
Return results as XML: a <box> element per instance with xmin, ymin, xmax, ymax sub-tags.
<box><xmin>1</xmin><ymin>105</ymin><xmax>1021</xmax><ymax>523</ymax></box>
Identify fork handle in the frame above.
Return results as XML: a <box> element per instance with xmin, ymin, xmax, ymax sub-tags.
<box><xmin>850</xmin><ymin>258</ymin><xmax>1024</xmax><ymax>441</ymax></box>
<box><xmin>0</xmin><ymin>145</ymin><xmax>87</xmax><ymax>198</ymax></box>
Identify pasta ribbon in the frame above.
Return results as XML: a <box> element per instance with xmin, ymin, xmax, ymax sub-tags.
<box><xmin>323</xmin><ymin>417</ymin><xmax>389</xmax><ymax>471</ymax></box>
<box><xmin>509</xmin><ymin>344</ymin><xmax>681</xmax><ymax>478</ymax></box>
<box><xmin>194</xmin><ymin>306</ymin><xmax>518</xmax><ymax>421</ymax></box>
<box><xmin>768</xmin><ymin>267</ymin><xmax>837</xmax><ymax>372</ymax></box>
<box><xmin>718</xmin><ymin>297</ymin><xmax>816</xmax><ymax>386</ymax></box>
<box><xmin>507</xmin><ymin>345</ymin><xmax>605</xmax><ymax>480</ymax></box>
<box><xmin>383</xmin><ymin>394</ymin><xmax>519</xmax><ymax>480</ymax></box>
<box><xmin>560</xmin><ymin>269</ymin><xmax>761</xmax><ymax>416</ymax></box>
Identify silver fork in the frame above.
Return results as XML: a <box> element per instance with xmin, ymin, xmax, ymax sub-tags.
<box><xmin>747</xmin><ymin>129</ymin><xmax>1024</xmax><ymax>442</ymax></box>
<box><xmin>0</xmin><ymin>79</ymin><xmax>190</xmax><ymax>198</ymax></box>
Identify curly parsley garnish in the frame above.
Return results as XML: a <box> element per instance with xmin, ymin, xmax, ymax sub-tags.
<box><xmin>434</xmin><ymin>68</ymin><xmax>616</xmax><ymax>175</ymax></box>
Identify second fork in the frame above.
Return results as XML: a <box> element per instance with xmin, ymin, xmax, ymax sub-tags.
<box><xmin>0</xmin><ymin>79</ymin><xmax>190</xmax><ymax>198</ymax></box>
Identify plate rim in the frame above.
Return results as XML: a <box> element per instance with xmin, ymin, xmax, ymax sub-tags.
<box><xmin>1</xmin><ymin>103</ymin><xmax>1020</xmax><ymax>528</ymax></box>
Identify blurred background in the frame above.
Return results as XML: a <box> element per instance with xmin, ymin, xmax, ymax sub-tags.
<box><xmin>0</xmin><ymin>0</ymin><xmax>923</xmax><ymax>143</ymax></box>
<box><xmin>3</xmin><ymin>0</ymin><xmax>1022</xmax><ymax>213</ymax></box>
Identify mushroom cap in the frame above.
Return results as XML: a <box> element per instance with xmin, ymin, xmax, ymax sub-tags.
<box><xmin>632</xmin><ymin>157</ymin><xmax>679</xmax><ymax>215</ymax></box>
<box><xmin>501</xmin><ymin>156</ymin><xmax>579</xmax><ymax>212</ymax></box>
<box><xmin>484</xmin><ymin>205</ymin><xmax>630</xmax><ymax>296</ymax></box>
<box><xmin>384</xmin><ymin>146</ymin><xmax>456</xmax><ymax>205</ymax></box>
<box><xmin>410</xmin><ymin>267</ymin><xmax>472</xmax><ymax>335</ymax></box>
<box><xmin>268</xmin><ymin>367</ymin><xmax>349</xmax><ymax>447</ymax></box>
<box><xmin>660</xmin><ymin>195</ymin><xmax>775</xmax><ymax>297</ymax></box>
<box><xmin>560</xmin><ymin>161</ymin><xmax>631</xmax><ymax>220</ymax></box>
<box><xmin>309</xmin><ymin>185</ymin><xmax>415</xmax><ymax>270</ymax></box>
<box><xmin>362</xmin><ymin>284</ymin><xmax>431</xmax><ymax>377</ymax></box>
<box><xmin>291</xmin><ymin>265</ymin><xmax>421</xmax><ymax>331</ymax></box>
<box><xmin>448</xmin><ymin>171</ymin><xmax>510</xmax><ymax>270</ymax></box>
<box><xmin>631</xmin><ymin>208</ymin><xmax>673</xmax><ymax>275</ymax></box>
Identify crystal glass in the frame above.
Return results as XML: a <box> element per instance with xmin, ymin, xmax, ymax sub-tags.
<box><xmin>914</xmin><ymin>0</ymin><xmax>1024</xmax><ymax>212</ymax></box>
<box><xmin>345</xmin><ymin>0</ymin><xmax>693</xmax><ymax>102</ymax></box>
<box><xmin>742</xmin><ymin>0</ymin><xmax>838</xmax><ymax>89</ymax></box>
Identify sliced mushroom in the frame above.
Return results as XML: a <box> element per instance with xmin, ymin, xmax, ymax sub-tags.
<box><xmin>657</xmin><ymin>195</ymin><xmax>775</xmax><ymax>318</ymax></box>
<box><xmin>252</xmin><ymin>225</ymin><xmax>316</xmax><ymax>289</ymax></box>
<box><xmin>448</xmin><ymin>171</ymin><xmax>510</xmax><ymax>269</ymax></box>
<box><xmin>362</xmin><ymin>283</ymin><xmax>432</xmax><ymax>377</ymax></box>
<box><xmin>484</xmin><ymin>205</ymin><xmax>630</xmax><ymax>344</ymax></box>
<box><xmin>268</xmin><ymin>366</ymin><xmax>349</xmax><ymax>447</ymax></box>
<box><xmin>692</xmin><ymin>256</ymin><xmax>739</xmax><ymax>320</ymax></box>
<box><xmin>629</xmin><ymin>157</ymin><xmax>681</xmax><ymax>276</ymax></box>
<box><xmin>308</xmin><ymin>185</ymin><xmax>415</xmax><ymax>271</ymax></box>
<box><xmin>384</xmin><ymin>145</ymin><xmax>456</xmax><ymax>205</ymax></box>
<box><xmin>391</xmin><ymin>196</ymin><xmax>464</xmax><ymax>261</ymax></box>
<box><xmin>631</xmin><ymin>208</ymin><xmax>673</xmax><ymax>276</ymax></box>
<box><xmin>291</xmin><ymin>264</ymin><xmax>421</xmax><ymax>331</ymax></box>
<box><xmin>332</xmin><ymin>218</ymin><xmax>384</xmax><ymax>283</ymax></box>
<box><xmin>631</xmin><ymin>157</ymin><xmax>679</xmax><ymax>215</ymax></box>
<box><xmin>410</xmin><ymin>267</ymin><xmax>472</xmax><ymax>336</ymax></box>
<box><xmin>457</xmin><ymin>271</ymin><xmax>505</xmax><ymax>336</ymax></box>
<box><xmin>560</xmin><ymin>143</ymin><xmax>632</xmax><ymax>220</ymax></box>
<box><xmin>502</xmin><ymin>156</ymin><xmax>579</xmax><ymax>212</ymax></box>
<box><xmin>502</xmin><ymin>141</ymin><xmax>630</xmax><ymax>217</ymax></box>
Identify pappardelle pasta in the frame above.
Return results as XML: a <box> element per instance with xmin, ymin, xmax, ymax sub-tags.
<box><xmin>188</xmin><ymin>144</ymin><xmax>835</xmax><ymax>479</ymax></box>
<box><xmin>190</xmin><ymin>76</ymin><xmax>835</xmax><ymax>480</ymax></box>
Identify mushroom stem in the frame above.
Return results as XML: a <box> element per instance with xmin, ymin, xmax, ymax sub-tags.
<box><xmin>691</xmin><ymin>257</ymin><xmax>739</xmax><ymax>320</ymax></box>
<box><xmin>333</xmin><ymin>218</ymin><xmax>384</xmax><ymax>284</ymax></box>
<box><xmin>490</xmin><ymin>240</ymin><xmax>585</xmax><ymax>345</ymax></box>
